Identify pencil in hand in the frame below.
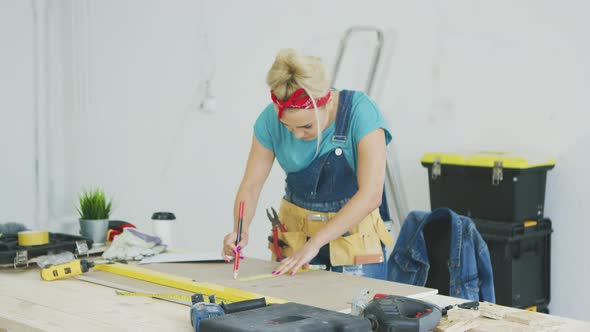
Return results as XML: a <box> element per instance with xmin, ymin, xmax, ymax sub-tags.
<box><xmin>233</xmin><ymin>201</ymin><xmax>244</xmax><ymax>279</ymax></box>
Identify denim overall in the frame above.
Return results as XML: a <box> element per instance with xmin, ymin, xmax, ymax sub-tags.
<box><xmin>283</xmin><ymin>90</ymin><xmax>389</xmax><ymax>280</ymax></box>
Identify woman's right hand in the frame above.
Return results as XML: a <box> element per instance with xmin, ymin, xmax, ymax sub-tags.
<box><xmin>222</xmin><ymin>231</ymin><xmax>249</xmax><ymax>262</ymax></box>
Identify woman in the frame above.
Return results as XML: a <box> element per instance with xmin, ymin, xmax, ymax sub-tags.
<box><xmin>222</xmin><ymin>48</ymin><xmax>393</xmax><ymax>280</ymax></box>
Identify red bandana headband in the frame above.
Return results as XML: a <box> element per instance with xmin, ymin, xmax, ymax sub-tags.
<box><xmin>270</xmin><ymin>88</ymin><xmax>331</xmax><ymax>119</ymax></box>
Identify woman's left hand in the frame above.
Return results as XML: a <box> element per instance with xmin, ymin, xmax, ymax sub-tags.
<box><xmin>272</xmin><ymin>241</ymin><xmax>320</xmax><ymax>276</ymax></box>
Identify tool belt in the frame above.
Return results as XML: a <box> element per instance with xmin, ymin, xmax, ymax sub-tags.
<box><xmin>269</xmin><ymin>199</ymin><xmax>393</xmax><ymax>266</ymax></box>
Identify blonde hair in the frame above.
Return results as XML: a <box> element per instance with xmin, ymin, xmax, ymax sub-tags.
<box><xmin>266</xmin><ymin>49</ymin><xmax>332</xmax><ymax>155</ymax></box>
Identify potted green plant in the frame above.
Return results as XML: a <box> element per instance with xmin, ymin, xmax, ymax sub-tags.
<box><xmin>76</xmin><ymin>188</ymin><xmax>112</xmax><ymax>248</ymax></box>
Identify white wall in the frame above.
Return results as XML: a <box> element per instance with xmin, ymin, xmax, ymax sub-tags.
<box><xmin>0</xmin><ymin>1</ymin><xmax>36</xmax><ymax>223</ymax></box>
<box><xmin>2</xmin><ymin>0</ymin><xmax>589</xmax><ymax>320</ymax></box>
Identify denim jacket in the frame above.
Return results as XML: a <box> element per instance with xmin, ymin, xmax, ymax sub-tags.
<box><xmin>387</xmin><ymin>208</ymin><xmax>495</xmax><ymax>302</ymax></box>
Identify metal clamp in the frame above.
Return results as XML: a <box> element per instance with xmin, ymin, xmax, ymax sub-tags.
<box><xmin>307</xmin><ymin>214</ymin><xmax>329</xmax><ymax>222</ymax></box>
<box><xmin>14</xmin><ymin>250</ymin><xmax>29</xmax><ymax>269</ymax></box>
<box><xmin>492</xmin><ymin>161</ymin><xmax>504</xmax><ymax>186</ymax></box>
<box><xmin>431</xmin><ymin>157</ymin><xmax>442</xmax><ymax>180</ymax></box>
<box><xmin>75</xmin><ymin>240</ymin><xmax>89</xmax><ymax>257</ymax></box>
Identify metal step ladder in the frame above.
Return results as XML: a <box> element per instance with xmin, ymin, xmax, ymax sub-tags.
<box><xmin>331</xmin><ymin>26</ymin><xmax>408</xmax><ymax>232</ymax></box>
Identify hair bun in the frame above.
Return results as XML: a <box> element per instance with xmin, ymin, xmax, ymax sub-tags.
<box><xmin>274</xmin><ymin>48</ymin><xmax>306</xmax><ymax>82</ymax></box>
<box><xmin>266</xmin><ymin>48</ymin><xmax>330</xmax><ymax>101</ymax></box>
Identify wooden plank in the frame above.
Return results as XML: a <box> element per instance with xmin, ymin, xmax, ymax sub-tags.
<box><xmin>435</xmin><ymin>318</ymin><xmax>478</xmax><ymax>332</ymax></box>
<box><xmin>479</xmin><ymin>301</ymin><xmax>511</xmax><ymax>320</ymax></box>
<box><xmin>446</xmin><ymin>307</ymin><xmax>480</xmax><ymax>320</ymax></box>
<box><xmin>426</xmin><ymin>295</ymin><xmax>590</xmax><ymax>332</ymax></box>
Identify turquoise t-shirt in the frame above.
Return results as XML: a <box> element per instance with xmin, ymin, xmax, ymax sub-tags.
<box><xmin>254</xmin><ymin>91</ymin><xmax>392</xmax><ymax>174</ymax></box>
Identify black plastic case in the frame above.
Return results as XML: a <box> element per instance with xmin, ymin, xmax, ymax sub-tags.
<box><xmin>421</xmin><ymin>152</ymin><xmax>555</xmax><ymax>222</ymax></box>
<box><xmin>0</xmin><ymin>233</ymin><xmax>93</xmax><ymax>265</ymax></box>
<box><xmin>474</xmin><ymin>218</ymin><xmax>552</xmax><ymax>309</ymax></box>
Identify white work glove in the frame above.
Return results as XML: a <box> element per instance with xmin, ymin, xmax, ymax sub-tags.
<box><xmin>102</xmin><ymin>228</ymin><xmax>166</xmax><ymax>261</ymax></box>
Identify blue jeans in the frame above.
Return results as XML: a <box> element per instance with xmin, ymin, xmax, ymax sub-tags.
<box><xmin>309</xmin><ymin>242</ymin><xmax>388</xmax><ymax>280</ymax></box>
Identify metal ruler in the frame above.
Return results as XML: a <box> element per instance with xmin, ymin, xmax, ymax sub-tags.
<box><xmin>115</xmin><ymin>290</ymin><xmax>192</xmax><ymax>302</ymax></box>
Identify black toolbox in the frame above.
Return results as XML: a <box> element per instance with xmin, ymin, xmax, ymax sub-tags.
<box><xmin>421</xmin><ymin>152</ymin><xmax>555</xmax><ymax>222</ymax></box>
<box><xmin>0</xmin><ymin>233</ymin><xmax>93</xmax><ymax>266</ymax></box>
<box><xmin>474</xmin><ymin>218</ymin><xmax>551</xmax><ymax>309</ymax></box>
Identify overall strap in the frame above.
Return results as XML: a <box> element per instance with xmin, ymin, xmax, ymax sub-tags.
<box><xmin>332</xmin><ymin>90</ymin><xmax>355</xmax><ymax>145</ymax></box>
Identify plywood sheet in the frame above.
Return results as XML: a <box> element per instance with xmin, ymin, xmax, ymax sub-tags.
<box><xmin>84</xmin><ymin>258</ymin><xmax>436</xmax><ymax>312</ymax></box>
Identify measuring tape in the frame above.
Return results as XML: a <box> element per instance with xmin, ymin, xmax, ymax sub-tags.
<box><xmin>236</xmin><ymin>273</ymin><xmax>276</xmax><ymax>282</ymax></box>
<box><xmin>115</xmin><ymin>290</ymin><xmax>193</xmax><ymax>301</ymax></box>
<box><xmin>18</xmin><ymin>230</ymin><xmax>49</xmax><ymax>246</ymax></box>
<box><xmin>236</xmin><ymin>267</ymin><xmax>317</xmax><ymax>282</ymax></box>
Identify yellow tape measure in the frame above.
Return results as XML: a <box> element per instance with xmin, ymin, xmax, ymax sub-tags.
<box><xmin>115</xmin><ymin>290</ymin><xmax>192</xmax><ymax>301</ymax></box>
<box><xmin>236</xmin><ymin>273</ymin><xmax>276</xmax><ymax>282</ymax></box>
<box><xmin>18</xmin><ymin>230</ymin><xmax>49</xmax><ymax>246</ymax></box>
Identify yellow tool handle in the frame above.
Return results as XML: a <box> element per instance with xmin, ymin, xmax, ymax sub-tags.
<box><xmin>41</xmin><ymin>259</ymin><xmax>86</xmax><ymax>281</ymax></box>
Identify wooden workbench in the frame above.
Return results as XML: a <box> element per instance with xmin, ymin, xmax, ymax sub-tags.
<box><xmin>1</xmin><ymin>259</ymin><xmax>589</xmax><ymax>331</ymax></box>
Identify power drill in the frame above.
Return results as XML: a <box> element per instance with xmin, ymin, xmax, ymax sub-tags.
<box><xmin>40</xmin><ymin>259</ymin><xmax>95</xmax><ymax>281</ymax></box>
<box><xmin>190</xmin><ymin>293</ymin><xmax>267</xmax><ymax>332</ymax></box>
<box><xmin>363</xmin><ymin>295</ymin><xmax>442</xmax><ymax>332</ymax></box>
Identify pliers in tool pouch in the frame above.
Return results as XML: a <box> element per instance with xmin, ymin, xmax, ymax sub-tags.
<box><xmin>266</xmin><ymin>207</ymin><xmax>287</xmax><ymax>261</ymax></box>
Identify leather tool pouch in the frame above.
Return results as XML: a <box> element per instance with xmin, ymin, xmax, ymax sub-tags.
<box><xmin>270</xmin><ymin>199</ymin><xmax>393</xmax><ymax>266</ymax></box>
